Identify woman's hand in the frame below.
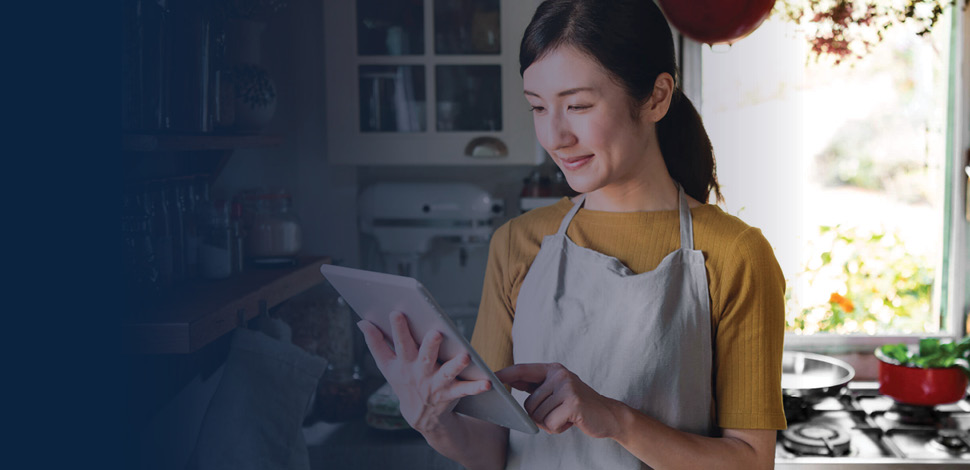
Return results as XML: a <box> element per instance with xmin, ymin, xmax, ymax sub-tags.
<box><xmin>357</xmin><ymin>311</ymin><xmax>492</xmax><ymax>434</ymax></box>
<box><xmin>496</xmin><ymin>363</ymin><xmax>623</xmax><ymax>438</ymax></box>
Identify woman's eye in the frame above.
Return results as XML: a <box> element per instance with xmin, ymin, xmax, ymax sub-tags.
<box><xmin>568</xmin><ymin>105</ymin><xmax>591</xmax><ymax>111</ymax></box>
<box><xmin>529</xmin><ymin>106</ymin><xmax>545</xmax><ymax>113</ymax></box>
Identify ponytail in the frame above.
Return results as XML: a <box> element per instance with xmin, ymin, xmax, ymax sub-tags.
<box><xmin>657</xmin><ymin>89</ymin><xmax>723</xmax><ymax>204</ymax></box>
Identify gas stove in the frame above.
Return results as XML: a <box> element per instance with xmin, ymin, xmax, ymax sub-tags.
<box><xmin>776</xmin><ymin>381</ymin><xmax>970</xmax><ymax>469</ymax></box>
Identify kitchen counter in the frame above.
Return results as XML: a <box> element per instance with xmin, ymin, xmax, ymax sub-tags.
<box><xmin>306</xmin><ymin>420</ymin><xmax>463</xmax><ymax>470</ymax></box>
<box><xmin>305</xmin><ymin>421</ymin><xmax>970</xmax><ymax>469</ymax></box>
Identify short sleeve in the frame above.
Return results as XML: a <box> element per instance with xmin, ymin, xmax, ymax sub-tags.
<box><xmin>470</xmin><ymin>221</ymin><xmax>515</xmax><ymax>373</ymax></box>
<box><xmin>713</xmin><ymin>227</ymin><xmax>788</xmax><ymax>430</ymax></box>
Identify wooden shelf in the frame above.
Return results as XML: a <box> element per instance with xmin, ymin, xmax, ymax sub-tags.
<box><xmin>123</xmin><ymin>133</ymin><xmax>284</xmax><ymax>152</ymax></box>
<box><xmin>125</xmin><ymin>256</ymin><xmax>331</xmax><ymax>354</ymax></box>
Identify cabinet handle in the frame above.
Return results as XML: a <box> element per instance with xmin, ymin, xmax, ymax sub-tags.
<box><xmin>464</xmin><ymin>136</ymin><xmax>508</xmax><ymax>158</ymax></box>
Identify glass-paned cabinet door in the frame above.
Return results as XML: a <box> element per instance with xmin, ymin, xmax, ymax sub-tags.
<box><xmin>325</xmin><ymin>0</ymin><xmax>542</xmax><ymax>165</ymax></box>
<box><xmin>435</xmin><ymin>65</ymin><xmax>500</xmax><ymax>131</ymax></box>
<box><xmin>434</xmin><ymin>0</ymin><xmax>500</xmax><ymax>55</ymax></box>
<box><xmin>357</xmin><ymin>0</ymin><xmax>424</xmax><ymax>55</ymax></box>
<box><xmin>360</xmin><ymin>65</ymin><xmax>426</xmax><ymax>132</ymax></box>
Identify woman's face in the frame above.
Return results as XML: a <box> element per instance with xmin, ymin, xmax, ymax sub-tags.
<box><xmin>523</xmin><ymin>46</ymin><xmax>659</xmax><ymax>195</ymax></box>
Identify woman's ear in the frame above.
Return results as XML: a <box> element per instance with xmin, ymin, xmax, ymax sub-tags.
<box><xmin>640</xmin><ymin>72</ymin><xmax>675</xmax><ymax>123</ymax></box>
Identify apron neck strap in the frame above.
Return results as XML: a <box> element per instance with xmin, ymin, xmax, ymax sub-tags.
<box><xmin>557</xmin><ymin>194</ymin><xmax>586</xmax><ymax>235</ymax></box>
<box><xmin>556</xmin><ymin>186</ymin><xmax>693</xmax><ymax>250</ymax></box>
<box><xmin>678</xmin><ymin>183</ymin><xmax>694</xmax><ymax>250</ymax></box>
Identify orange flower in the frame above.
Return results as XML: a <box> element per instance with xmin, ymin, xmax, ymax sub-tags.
<box><xmin>829</xmin><ymin>292</ymin><xmax>855</xmax><ymax>313</ymax></box>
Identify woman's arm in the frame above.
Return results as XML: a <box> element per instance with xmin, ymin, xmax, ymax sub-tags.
<box><xmin>611</xmin><ymin>403</ymin><xmax>776</xmax><ymax>470</ymax></box>
<box><xmin>421</xmin><ymin>413</ymin><xmax>509</xmax><ymax>470</ymax></box>
<box><xmin>497</xmin><ymin>363</ymin><xmax>776</xmax><ymax>470</ymax></box>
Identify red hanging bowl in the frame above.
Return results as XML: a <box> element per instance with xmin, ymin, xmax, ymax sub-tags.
<box><xmin>657</xmin><ymin>0</ymin><xmax>777</xmax><ymax>45</ymax></box>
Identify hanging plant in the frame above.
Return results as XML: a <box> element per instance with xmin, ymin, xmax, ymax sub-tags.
<box><xmin>773</xmin><ymin>0</ymin><xmax>964</xmax><ymax>65</ymax></box>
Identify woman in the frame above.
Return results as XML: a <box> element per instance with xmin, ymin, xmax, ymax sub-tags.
<box><xmin>357</xmin><ymin>1</ymin><xmax>786</xmax><ymax>468</ymax></box>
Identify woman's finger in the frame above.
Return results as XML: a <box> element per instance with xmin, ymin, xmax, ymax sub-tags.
<box><xmin>506</xmin><ymin>380</ymin><xmax>539</xmax><ymax>394</ymax></box>
<box><xmin>416</xmin><ymin>330</ymin><xmax>444</xmax><ymax>376</ymax></box>
<box><xmin>389</xmin><ymin>311</ymin><xmax>418</xmax><ymax>361</ymax></box>
<box><xmin>357</xmin><ymin>320</ymin><xmax>395</xmax><ymax>365</ymax></box>
<box><xmin>433</xmin><ymin>353</ymin><xmax>471</xmax><ymax>389</ymax></box>
<box><xmin>530</xmin><ymin>383</ymin><xmax>571</xmax><ymax>426</ymax></box>
<box><xmin>522</xmin><ymin>377</ymin><xmax>557</xmax><ymax>417</ymax></box>
<box><xmin>540</xmin><ymin>400</ymin><xmax>574</xmax><ymax>434</ymax></box>
<box><xmin>495</xmin><ymin>363</ymin><xmax>554</xmax><ymax>386</ymax></box>
<box><xmin>440</xmin><ymin>379</ymin><xmax>492</xmax><ymax>402</ymax></box>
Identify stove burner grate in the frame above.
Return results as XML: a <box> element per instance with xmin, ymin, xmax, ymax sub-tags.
<box><xmin>881</xmin><ymin>403</ymin><xmax>941</xmax><ymax>426</ymax></box>
<box><xmin>781</xmin><ymin>423</ymin><xmax>852</xmax><ymax>457</ymax></box>
<box><xmin>927</xmin><ymin>429</ymin><xmax>970</xmax><ymax>455</ymax></box>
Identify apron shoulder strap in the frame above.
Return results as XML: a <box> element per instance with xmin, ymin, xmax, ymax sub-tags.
<box><xmin>557</xmin><ymin>194</ymin><xmax>586</xmax><ymax>235</ymax></box>
<box><xmin>557</xmin><ymin>189</ymin><xmax>693</xmax><ymax>248</ymax></box>
<box><xmin>678</xmin><ymin>183</ymin><xmax>694</xmax><ymax>250</ymax></box>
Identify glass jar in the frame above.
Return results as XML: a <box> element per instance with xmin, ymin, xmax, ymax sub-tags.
<box><xmin>244</xmin><ymin>191</ymin><xmax>303</xmax><ymax>266</ymax></box>
<box><xmin>199</xmin><ymin>200</ymin><xmax>232</xmax><ymax>279</ymax></box>
<box><xmin>315</xmin><ymin>362</ymin><xmax>365</xmax><ymax>423</ymax></box>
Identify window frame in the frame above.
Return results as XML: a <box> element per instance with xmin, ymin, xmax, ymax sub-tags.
<box><xmin>679</xmin><ymin>7</ymin><xmax>969</xmax><ymax>354</ymax></box>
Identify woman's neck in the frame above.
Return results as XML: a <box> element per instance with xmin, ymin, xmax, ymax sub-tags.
<box><xmin>582</xmin><ymin>161</ymin><xmax>682</xmax><ymax>213</ymax></box>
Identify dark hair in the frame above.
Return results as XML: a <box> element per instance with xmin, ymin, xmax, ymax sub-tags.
<box><xmin>520</xmin><ymin>0</ymin><xmax>722</xmax><ymax>204</ymax></box>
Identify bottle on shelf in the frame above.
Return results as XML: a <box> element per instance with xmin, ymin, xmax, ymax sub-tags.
<box><xmin>230</xmin><ymin>201</ymin><xmax>245</xmax><ymax>274</ymax></box>
<box><xmin>147</xmin><ymin>180</ymin><xmax>174</xmax><ymax>289</ymax></box>
<box><xmin>178</xmin><ymin>176</ymin><xmax>200</xmax><ymax>280</ymax></box>
<box><xmin>199</xmin><ymin>199</ymin><xmax>232</xmax><ymax>280</ymax></box>
<box><xmin>165</xmin><ymin>180</ymin><xmax>186</xmax><ymax>282</ymax></box>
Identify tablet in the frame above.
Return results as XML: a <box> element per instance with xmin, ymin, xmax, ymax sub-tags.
<box><xmin>320</xmin><ymin>264</ymin><xmax>539</xmax><ymax>434</ymax></box>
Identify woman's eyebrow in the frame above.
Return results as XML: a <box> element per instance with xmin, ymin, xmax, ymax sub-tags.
<box><xmin>523</xmin><ymin>87</ymin><xmax>596</xmax><ymax>98</ymax></box>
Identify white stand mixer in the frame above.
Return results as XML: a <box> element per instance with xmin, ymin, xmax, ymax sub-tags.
<box><xmin>359</xmin><ymin>182</ymin><xmax>503</xmax><ymax>279</ymax></box>
<box><xmin>359</xmin><ymin>182</ymin><xmax>504</xmax><ymax>334</ymax></box>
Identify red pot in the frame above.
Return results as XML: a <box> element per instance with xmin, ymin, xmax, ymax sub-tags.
<box><xmin>876</xmin><ymin>349</ymin><xmax>969</xmax><ymax>406</ymax></box>
<box><xmin>657</xmin><ymin>0</ymin><xmax>776</xmax><ymax>45</ymax></box>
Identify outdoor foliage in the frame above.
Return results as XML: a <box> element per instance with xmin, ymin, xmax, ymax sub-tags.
<box><xmin>786</xmin><ymin>224</ymin><xmax>936</xmax><ymax>334</ymax></box>
<box><xmin>773</xmin><ymin>0</ymin><xmax>960</xmax><ymax>64</ymax></box>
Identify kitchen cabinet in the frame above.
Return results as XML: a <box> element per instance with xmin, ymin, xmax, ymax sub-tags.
<box><xmin>323</xmin><ymin>0</ymin><xmax>544</xmax><ymax>165</ymax></box>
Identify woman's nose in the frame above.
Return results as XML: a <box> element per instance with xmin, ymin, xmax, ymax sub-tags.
<box><xmin>541</xmin><ymin>112</ymin><xmax>577</xmax><ymax>151</ymax></box>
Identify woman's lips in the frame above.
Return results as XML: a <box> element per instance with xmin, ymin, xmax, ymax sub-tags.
<box><xmin>560</xmin><ymin>154</ymin><xmax>593</xmax><ymax>171</ymax></box>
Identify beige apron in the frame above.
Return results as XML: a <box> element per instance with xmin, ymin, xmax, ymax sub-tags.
<box><xmin>507</xmin><ymin>184</ymin><xmax>715</xmax><ymax>470</ymax></box>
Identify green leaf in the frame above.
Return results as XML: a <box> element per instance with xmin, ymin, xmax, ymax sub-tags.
<box><xmin>821</xmin><ymin>252</ymin><xmax>832</xmax><ymax>264</ymax></box>
<box><xmin>881</xmin><ymin>344</ymin><xmax>911</xmax><ymax>364</ymax></box>
<box><xmin>919</xmin><ymin>338</ymin><xmax>940</xmax><ymax>357</ymax></box>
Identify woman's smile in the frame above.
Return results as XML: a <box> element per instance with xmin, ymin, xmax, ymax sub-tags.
<box><xmin>558</xmin><ymin>154</ymin><xmax>594</xmax><ymax>171</ymax></box>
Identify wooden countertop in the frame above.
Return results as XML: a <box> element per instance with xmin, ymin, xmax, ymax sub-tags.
<box><xmin>125</xmin><ymin>256</ymin><xmax>331</xmax><ymax>354</ymax></box>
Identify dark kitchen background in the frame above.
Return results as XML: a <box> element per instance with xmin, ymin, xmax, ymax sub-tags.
<box><xmin>122</xmin><ymin>0</ymin><xmax>970</xmax><ymax>468</ymax></box>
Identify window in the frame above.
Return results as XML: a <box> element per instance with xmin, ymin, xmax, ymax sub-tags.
<box><xmin>694</xmin><ymin>6</ymin><xmax>964</xmax><ymax>349</ymax></box>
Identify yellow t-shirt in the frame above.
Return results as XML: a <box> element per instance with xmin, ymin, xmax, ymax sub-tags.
<box><xmin>470</xmin><ymin>197</ymin><xmax>787</xmax><ymax>430</ymax></box>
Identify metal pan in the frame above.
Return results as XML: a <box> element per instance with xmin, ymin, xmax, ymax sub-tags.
<box><xmin>781</xmin><ymin>351</ymin><xmax>855</xmax><ymax>403</ymax></box>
